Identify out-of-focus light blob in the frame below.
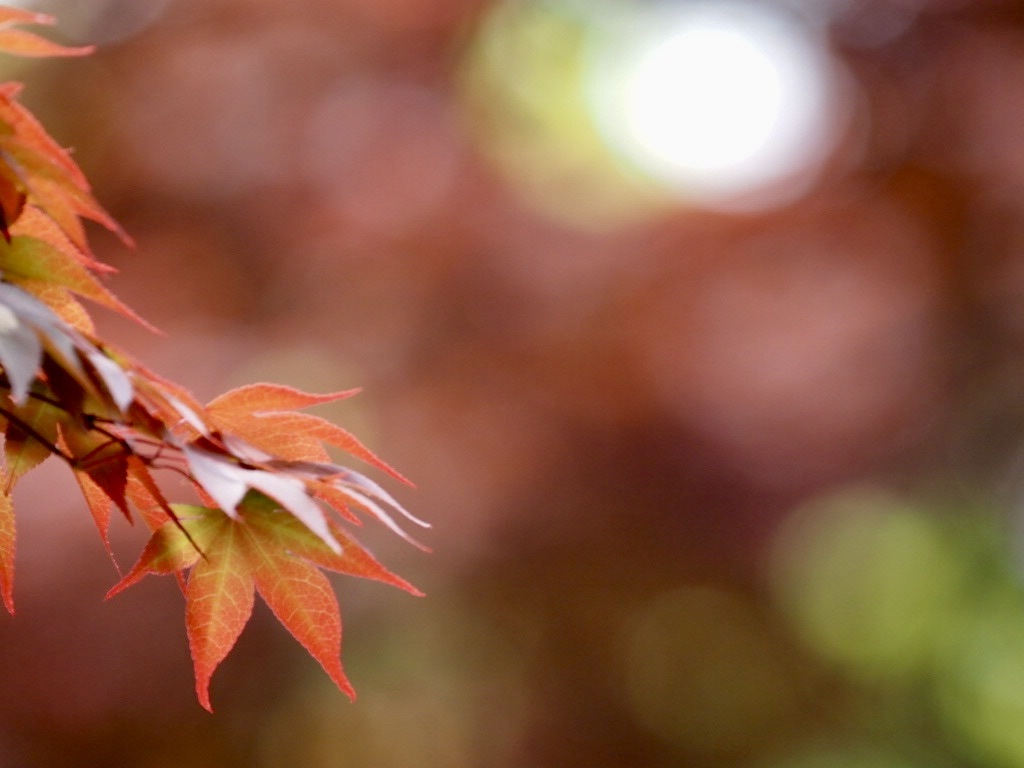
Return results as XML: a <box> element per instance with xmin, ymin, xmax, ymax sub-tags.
<box><xmin>586</xmin><ymin>2</ymin><xmax>846</xmax><ymax>210</ymax></box>
<box><xmin>621</xmin><ymin>23</ymin><xmax>783</xmax><ymax>175</ymax></box>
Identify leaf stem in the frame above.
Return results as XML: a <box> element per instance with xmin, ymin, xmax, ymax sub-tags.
<box><xmin>0</xmin><ymin>402</ymin><xmax>74</xmax><ymax>463</ymax></box>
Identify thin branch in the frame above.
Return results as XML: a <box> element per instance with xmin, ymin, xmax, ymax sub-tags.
<box><xmin>0</xmin><ymin>402</ymin><xmax>75</xmax><ymax>464</ymax></box>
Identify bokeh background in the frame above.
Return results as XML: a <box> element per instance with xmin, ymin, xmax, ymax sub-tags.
<box><xmin>1</xmin><ymin>0</ymin><xmax>1024</xmax><ymax>765</ymax></box>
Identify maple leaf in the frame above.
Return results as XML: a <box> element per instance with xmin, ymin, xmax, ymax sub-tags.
<box><xmin>0</xmin><ymin>5</ymin><xmax>428</xmax><ymax>711</ymax></box>
<box><xmin>0</xmin><ymin>83</ymin><xmax>130</xmax><ymax>253</ymax></box>
<box><xmin>183</xmin><ymin>384</ymin><xmax>429</xmax><ymax>550</ymax></box>
<box><xmin>109</xmin><ymin>495</ymin><xmax>422</xmax><ymax>711</ymax></box>
<box><xmin>0</xmin><ymin>9</ymin><xmax>92</xmax><ymax>58</ymax></box>
<box><xmin>0</xmin><ymin>156</ymin><xmax>24</xmax><ymax>242</ymax></box>
<box><xmin>207</xmin><ymin>383</ymin><xmax>411</xmax><ymax>483</ymax></box>
<box><xmin>1</xmin><ymin>227</ymin><xmax>154</xmax><ymax>331</ymax></box>
<box><xmin>0</xmin><ymin>281</ymin><xmax>132</xmax><ymax>408</ymax></box>
<box><xmin>0</xmin><ymin>466</ymin><xmax>12</xmax><ymax>613</ymax></box>
<box><xmin>2</xmin><ymin>390</ymin><xmax>60</xmax><ymax>487</ymax></box>
<box><xmin>185</xmin><ymin>435</ymin><xmax>429</xmax><ymax>550</ymax></box>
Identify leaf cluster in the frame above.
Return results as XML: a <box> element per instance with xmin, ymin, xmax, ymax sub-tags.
<box><xmin>0</xmin><ymin>9</ymin><xmax>426</xmax><ymax>711</ymax></box>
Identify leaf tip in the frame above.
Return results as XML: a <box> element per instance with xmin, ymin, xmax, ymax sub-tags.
<box><xmin>194</xmin><ymin>661</ymin><xmax>217</xmax><ymax>712</ymax></box>
<box><xmin>103</xmin><ymin>581</ymin><xmax>126</xmax><ymax>601</ymax></box>
<box><xmin>197</xmin><ymin>687</ymin><xmax>214</xmax><ymax>713</ymax></box>
<box><xmin>62</xmin><ymin>44</ymin><xmax>96</xmax><ymax>58</ymax></box>
<box><xmin>336</xmin><ymin>672</ymin><xmax>356</xmax><ymax>702</ymax></box>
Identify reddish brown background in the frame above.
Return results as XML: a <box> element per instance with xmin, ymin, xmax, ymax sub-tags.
<box><xmin>0</xmin><ymin>1</ymin><xmax>1022</xmax><ymax>766</ymax></box>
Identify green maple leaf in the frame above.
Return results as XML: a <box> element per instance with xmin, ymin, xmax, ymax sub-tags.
<box><xmin>108</xmin><ymin>493</ymin><xmax>422</xmax><ymax>711</ymax></box>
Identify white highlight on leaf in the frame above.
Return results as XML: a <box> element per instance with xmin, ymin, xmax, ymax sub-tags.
<box><xmin>182</xmin><ymin>446</ymin><xmax>248</xmax><ymax>518</ymax></box>
<box><xmin>0</xmin><ymin>322</ymin><xmax>40</xmax><ymax>404</ymax></box>
<box><xmin>183</xmin><ymin>444</ymin><xmax>342</xmax><ymax>554</ymax></box>
<box><xmin>246</xmin><ymin>470</ymin><xmax>340</xmax><ymax>554</ymax></box>
<box><xmin>84</xmin><ymin>349</ymin><xmax>134</xmax><ymax>412</ymax></box>
<box><xmin>167</xmin><ymin>394</ymin><xmax>208</xmax><ymax>435</ymax></box>
<box><xmin>338</xmin><ymin>469</ymin><xmax>430</xmax><ymax>529</ymax></box>
<box><xmin>338</xmin><ymin>484</ymin><xmax>429</xmax><ymax>552</ymax></box>
<box><xmin>221</xmin><ymin>433</ymin><xmax>274</xmax><ymax>464</ymax></box>
<box><xmin>0</xmin><ymin>303</ymin><xmax>19</xmax><ymax>334</ymax></box>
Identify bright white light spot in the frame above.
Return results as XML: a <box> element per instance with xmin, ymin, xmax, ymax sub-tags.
<box><xmin>623</xmin><ymin>25</ymin><xmax>783</xmax><ymax>174</ymax></box>
<box><xmin>585</xmin><ymin>1</ymin><xmax>846</xmax><ymax>210</ymax></box>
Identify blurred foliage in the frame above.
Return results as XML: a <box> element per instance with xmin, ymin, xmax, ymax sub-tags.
<box><xmin>3</xmin><ymin>0</ymin><xmax>1024</xmax><ymax>766</ymax></box>
<box><xmin>458</xmin><ymin>0</ymin><xmax>665</xmax><ymax>228</ymax></box>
